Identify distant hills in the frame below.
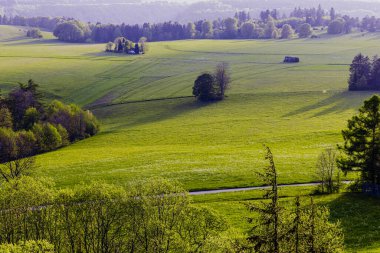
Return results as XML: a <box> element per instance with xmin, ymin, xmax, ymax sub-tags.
<box><xmin>1</xmin><ymin>0</ymin><xmax>380</xmax><ymax>24</ymax></box>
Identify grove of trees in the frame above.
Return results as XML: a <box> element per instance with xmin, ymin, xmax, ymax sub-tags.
<box><xmin>0</xmin><ymin>80</ymin><xmax>99</xmax><ymax>181</ymax></box>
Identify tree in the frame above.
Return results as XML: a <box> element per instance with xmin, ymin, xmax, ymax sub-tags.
<box><xmin>330</xmin><ymin>8</ymin><xmax>336</xmax><ymax>21</ymax></box>
<box><xmin>105</xmin><ymin>42</ymin><xmax>114</xmax><ymax>52</ymax></box>
<box><xmin>201</xmin><ymin>20</ymin><xmax>213</xmax><ymax>38</ymax></box>
<box><xmin>348</xmin><ymin>53</ymin><xmax>371</xmax><ymax>90</ymax></box>
<box><xmin>186</xmin><ymin>22</ymin><xmax>196</xmax><ymax>39</ymax></box>
<box><xmin>193</xmin><ymin>73</ymin><xmax>218</xmax><ymax>102</ymax></box>
<box><xmin>264</xmin><ymin>21</ymin><xmax>277</xmax><ymax>39</ymax></box>
<box><xmin>247</xmin><ymin>146</ymin><xmax>282</xmax><ymax>253</ymax></box>
<box><xmin>338</xmin><ymin>95</ymin><xmax>380</xmax><ymax>185</ymax></box>
<box><xmin>370</xmin><ymin>56</ymin><xmax>380</xmax><ymax>88</ymax></box>
<box><xmin>281</xmin><ymin>24</ymin><xmax>294</xmax><ymax>39</ymax></box>
<box><xmin>328</xmin><ymin>19</ymin><xmax>345</xmax><ymax>34</ymax></box>
<box><xmin>223</xmin><ymin>18</ymin><xmax>238</xmax><ymax>39</ymax></box>
<box><xmin>215</xmin><ymin>62</ymin><xmax>231</xmax><ymax>99</ymax></box>
<box><xmin>298</xmin><ymin>23</ymin><xmax>312</xmax><ymax>38</ymax></box>
<box><xmin>134</xmin><ymin>43</ymin><xmax>140</xmax><ymax>54</ymax></box>
<box><xmin>241</xmin><ymin>22</ymin><xmax>255</xmax><ymax>39</ymax></box>
<box><xmin>316</xmin><ymin>148</ymin><xmax>340</xmax><ymax>193</ymax></box>
<box><xmin>139</xmin><ymin>37</ymin><xmax>148</xmax><ymax>54</ymax></box>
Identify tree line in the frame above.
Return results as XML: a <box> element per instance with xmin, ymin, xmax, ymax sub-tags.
<box><xmin>0</xmin><ymin>80</ymin><xmax>99</xmax><ymax>181</ymax></box>
<box><xmin>1</xmin><ymin>5</ymin><xmax>380</xmax><ymax>43</ymax></box>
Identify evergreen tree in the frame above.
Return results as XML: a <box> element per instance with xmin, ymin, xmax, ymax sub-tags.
<box><xmin>338</xmin><ymin>95</ymin><xmax>380</xmax><ymax>185</ymax></box>
<box><xmin>370</xmin><ymin>56</ymin><xmax>380</xmax><ymax>88</ymax></box>
<box><xmin>348</xmin><ymin>53</ymin><xmax>371</xmax><ymax>90</ymax></box>
<box><xmin>247</xmin><ymin>146</ymin><xmax>282</xmax><ymax>253</ymax></box>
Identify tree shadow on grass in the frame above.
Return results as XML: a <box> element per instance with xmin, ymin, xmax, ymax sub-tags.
<box><xmin>93</xmin><ymin>97</ymin><xmax>214</xmax><ymax>132</ymax></box>
<box><xmin>323</xmin><ymin>193</ymin><xmax>380</xmax><ymax>252</ymax></box>
<box><xmin>283</xmin><ymin>91</ymin><xmax>380</xmax><ymax>118</ymax></box>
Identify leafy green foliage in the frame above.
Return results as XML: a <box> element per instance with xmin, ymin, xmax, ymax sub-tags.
<box><xmin>0</xmin><ymin>177</ymin><xmax>230</xmax><ymax>252</ymax></box>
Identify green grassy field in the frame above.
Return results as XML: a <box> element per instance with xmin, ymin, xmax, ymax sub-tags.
<box><xmin>1</xmin><ymin>25</ymin><xmax>380</xmax><ymax>251</ymax></box>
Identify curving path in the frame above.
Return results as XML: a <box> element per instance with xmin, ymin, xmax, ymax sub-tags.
<box><xmin>189</xmin><ymin>181</ymin><xmax>351</xmax><ymax>195</ymax></box>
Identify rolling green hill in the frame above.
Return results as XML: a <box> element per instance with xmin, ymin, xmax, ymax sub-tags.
<box><xmin>1</xmin><ymin>25</ymin><xmax>378</xmax><ymax>190</ymax></box>
<box><xmin>1</xmin><ymin>25</ymin><xmax>380</xmax><ymax>251</ymax></box>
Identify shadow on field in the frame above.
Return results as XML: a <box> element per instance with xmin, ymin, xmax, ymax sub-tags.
<box><xmin>93</xmin><ymin>97</ymin><xmax>212</xmax><ymax>131</ymax></box>
<box><xmin>325</xmin><ymin>193</ymin><xmax>380</xmax><ymax>251</ymax></box>
<box><xmin>283</xmin><ymin>91</ymin><xmax>379</xmax><ymax>118</ymax></box>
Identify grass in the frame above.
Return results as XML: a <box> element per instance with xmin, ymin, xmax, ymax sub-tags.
<box><xmin>1</xmin><ymin>25</ymin><xmax>380</xmax><ymax>251</ymax></box>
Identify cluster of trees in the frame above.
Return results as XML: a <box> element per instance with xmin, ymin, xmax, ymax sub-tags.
<box><xmin>348</xmin><ymin>54</ymin><xmax>380</xmax><ymax>91</ymax></box>
<box><xmin>0</xmin><ymin>80</ymin><xmax>99</xmax><ymax>180</ymax></box>
<box><xmin>26</xmin><ymin>28</ymin><xmax>43</xmax><ymax>38</ymax></box>
<box><xmin>105</xmin><ymin>37</ymin><xmax>147</xmax><ymax>55</ymax></box>
<box><xmin>2</xmin><ymin>5</ymin><xmax>380</xmax><ymax>44</ymax></box>
<box><xmin>193</xmin><ymin>63</ymin><xmax>231</xmax><ymax>102</ymax></box>
<box><xmin>53</xmin><ymin>20</ymin><xmax>91</xmax><ymax>42</ymax></box>
<box><xmin>0</xmin><ymin>177</ymin><xmax>235</xmax><ymax>253</ymax></box>
<box><xmin>246</xmin><ymin>146</ymin><xmax>344</xmax><ymax>252</ymax></box>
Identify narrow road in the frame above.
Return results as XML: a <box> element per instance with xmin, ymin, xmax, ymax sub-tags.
<box><xmin>189</xmin><ymin>181</ymin><xmax>351</xmax><ymax>195</ymax></box>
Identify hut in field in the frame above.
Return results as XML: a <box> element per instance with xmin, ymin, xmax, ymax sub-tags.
<box><xmin>283</xmin><ymin>56</ymin><xmax>300</xmax><ymax>63</ymax></box>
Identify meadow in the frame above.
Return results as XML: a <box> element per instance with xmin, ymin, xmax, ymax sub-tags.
<box><xmin>1</xmin><ymin>25</ymin><xmax>380</xmax><ymax>251</ymax></box>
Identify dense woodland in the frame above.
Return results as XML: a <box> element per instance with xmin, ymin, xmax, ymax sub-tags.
<box><xmin>1</xmin><ymin>5</ymin><xmax>380</xmax><ymax>43</ymax></box>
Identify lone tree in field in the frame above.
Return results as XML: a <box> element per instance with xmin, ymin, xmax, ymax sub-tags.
<box><xmin>338</xmin><ymin>95</ymin><xmax>380</xmax><ymax>185</ymax></box>
<box><xmin>193</xmin><ymin>63</ymin><xmax>231</xmax><ymax>102</ymax></box>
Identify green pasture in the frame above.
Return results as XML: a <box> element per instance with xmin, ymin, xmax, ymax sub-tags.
<box><xmin>1</xmin><ymin>25</ymin><xmax>380</xmax><ymax>251</ymax></box>
<box><xmin>0</xmin><ymin>25</ymin><xmax>378</xmax><ymax>189</ymax></box>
